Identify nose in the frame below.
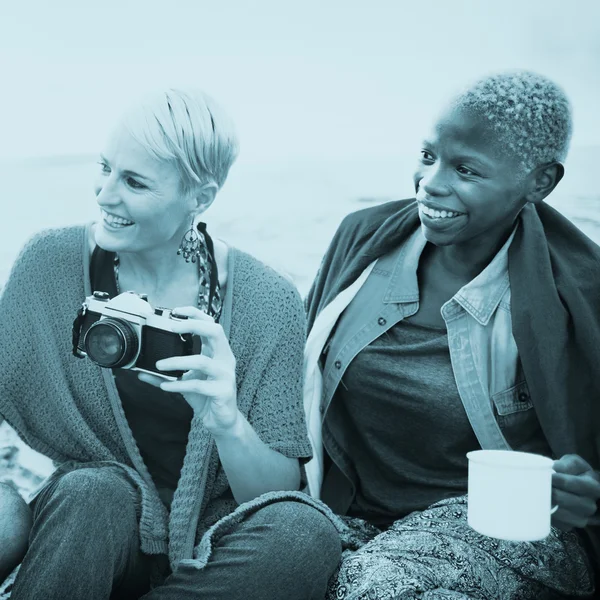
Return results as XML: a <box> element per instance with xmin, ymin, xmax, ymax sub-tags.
<box><xmin>417</xmin><ymin>163</ymin><xmax>451</xmax><ymax>197</ymax></box>
<box><xmin>94</xmin><ymin>172</ymin><xmax>120</xmax><ymax>207</ymax></box>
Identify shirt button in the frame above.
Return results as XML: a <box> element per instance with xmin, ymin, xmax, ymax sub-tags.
<box><xmin>378</xmin><ymin>317</ymin><xmax>387</xmax><ymax>326</ymax></box>
<box><xmin>518</xmin><ymin>392</ymin><xmax>530</xmax><ymax>402</ymax></box>
<box><xmin>334</xmin><ymin>360</ymin><xmax>342</xmax><ymax>369</ymax></box>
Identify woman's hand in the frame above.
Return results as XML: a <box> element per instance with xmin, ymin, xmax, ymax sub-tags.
<box><xmin>138</xmin><ymin>306</ymin><xmax>240</xmax><ymax>438</ymax></box>
<box><xmin>551</xmin><ymin>454</ymin><xmax>600</xmax><ymax>531</ymax></box>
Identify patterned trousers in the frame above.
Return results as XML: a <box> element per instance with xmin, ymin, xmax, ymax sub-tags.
<box><xmin>327</xmin><ymin>496</ymin><xmax>595</xmax><ymax>600</ymax></box>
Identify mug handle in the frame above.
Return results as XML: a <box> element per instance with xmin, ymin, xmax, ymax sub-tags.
<box><xmin>551</xmin><ymin>505</ymin><xmax>559</xmax><ymax>515</ymax></box>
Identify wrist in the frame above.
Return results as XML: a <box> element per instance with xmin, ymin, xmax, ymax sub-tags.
<box><xmin>211</xmin><ymin>410</ymin><xmax>246</xmax><ymax>442</ymax></box>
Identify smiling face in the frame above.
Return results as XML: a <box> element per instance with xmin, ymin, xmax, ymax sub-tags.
<box><xmin>94</xmin><ymin>124</ymin><xmax>197</xmax><ymax>254</ymax></box>
<box><xmin>413</xmin><ymin>106</ymin><xmax>532</xmax><ymax>250</ymax></box>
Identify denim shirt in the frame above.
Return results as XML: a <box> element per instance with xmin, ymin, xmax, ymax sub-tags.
<box><xmin>320</xmin><ymin>224</ymin><xmax>552</xmax><ymax>506</ymax></box>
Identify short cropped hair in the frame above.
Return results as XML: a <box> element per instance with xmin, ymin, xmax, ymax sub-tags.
<box><xmin>450</xmin><ymin>70</ymin><xmax>573</xmax><ymax>173</ymax></box>
<box><xmin>121</xmin><ymin>88</ymin><xmax>240</xmax><ymax>192</ymax></box>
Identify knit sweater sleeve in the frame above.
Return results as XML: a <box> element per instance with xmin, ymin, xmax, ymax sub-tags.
<box><xmin>245</xmin><ymin>277</ymin><xmax>313</xmax><ymax>461</ymax></box>
<box><xmin>0</xmin><ymin>233</ymin><xmax>38</xmax><ymax>425</ymax></box>
<box><xmin>0</xmin><ymin>228</ymin><xmax>82</xmax><ymax>461</ymax></box>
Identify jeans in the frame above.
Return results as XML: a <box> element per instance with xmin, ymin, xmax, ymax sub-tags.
<box><xmin>0</xmin><ymin>483</ymin><xmax>31</xmax><ymax>583</ymax></box>
<box><xmin>10</xmin><ymin>468</ymin><xmax>342</xmax><ymax>600</ymax></box>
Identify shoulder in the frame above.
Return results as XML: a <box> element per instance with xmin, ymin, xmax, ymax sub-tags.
<box><xmin>305</xmin><ymin>198</ymin><xmax>416</xmax><ymax>326</ymax></box>
<box><xmin>17</xmin><ymin>225</ymin><xmax>87</xmax><ymax>264</ymax></box>
<box><xmin>325</xmin><ymin>198</ymin><xmax>416</xmax><ymax>264</ymax></box>
<box><xmin>231</xmin><ymin>248</ymin><xmax>305</xmax><ymax>323</ymax></box>
<box><xmin>336</xmin><ymin>198</ymin><xmax>415</xmax><ymax>240</ymax></box>
<box><xmin>534</xmin><ymin>203</ymin><xmax>600</xmax><ymax>278</ymax></box>
<box><xmin>3</xmin><ymin>225</ymin><xmax>87</xmax><ymax>297</ymax></box>
<box><xmin>537</xmin><ymin>203</ymin><xmax>600</xmax><ymax>254</ymax></box>
<box><xmin>537</xmin><ymin>203</ymin><xmax>600</xmax><ymax>296</ymax></box>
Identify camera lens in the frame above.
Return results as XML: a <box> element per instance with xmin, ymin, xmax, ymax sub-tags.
<box><xmin>84</xmin><ymin>318</ymin><xmax>138</xmax><ymax>368</ymax></box>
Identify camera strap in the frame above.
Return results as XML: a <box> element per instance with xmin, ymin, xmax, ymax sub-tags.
<box><xmin>197</xmin><ymin>221</ymin><xmax>222</xmax><ymax>323</ymax></box>
<box><xmin>108</xmin><ymin>223</ymin><xmax>223</xmax><ymax>323</ymax></box>
<box><xmin>71</xmin><ymin>304</ymin><xmax>86</xmax><ymax>357</ymax></box>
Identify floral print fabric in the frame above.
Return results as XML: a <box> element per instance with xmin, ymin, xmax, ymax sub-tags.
<box><xmin>328</xmin><ymin>495</ymin><xmax>594</xmax><ymax>600</ymax></box>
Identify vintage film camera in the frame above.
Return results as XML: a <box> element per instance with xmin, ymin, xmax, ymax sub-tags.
<box><xmin>72</xmin><ymin>291</ymin><xmax>197</xmax><ymax>380</ymax></box>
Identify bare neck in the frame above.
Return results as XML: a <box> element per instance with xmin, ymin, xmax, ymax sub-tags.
<box><xmin>89</xmin><ymin>223</ymin><xmax>229</xmax><ymax>307</ymax></box>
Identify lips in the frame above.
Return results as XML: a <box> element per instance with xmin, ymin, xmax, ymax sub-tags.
<box><xmin>101</xmin><ymin>209</ymin><xmax>135</xmax><ymax>227</ymax></box>
<box><xmin>420</xmin><ymin>204</ymin><xmax>461</xmax><ymax>219</ymax></box>
<box><xmin>417</xmin><ymin>199</ymin><xmax>465</xmax><ymax>215</ymax></box>
<box><xmin>418</xmin><ymin>203</ymin><xmax>466</xmax><ymax>232</ymax></box>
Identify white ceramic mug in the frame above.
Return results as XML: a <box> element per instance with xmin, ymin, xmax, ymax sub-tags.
<box><xmin>466</xmin><ymin>450</ymin><xmax>558</xmax><ymax>542</ymax></box>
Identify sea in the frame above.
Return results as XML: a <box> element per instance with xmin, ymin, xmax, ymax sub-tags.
<box><xmin>1</xmin><ymin>148</ymin><xmax>599</xmax><ymax>296</ymax></box>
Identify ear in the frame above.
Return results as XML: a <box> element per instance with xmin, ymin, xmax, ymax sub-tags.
<box><xmin>188</xmin><ymin>182</ymin><xmax>219</xmax><ymax>214</ymax></box>
<box><xmin>524</xmin><ymin>162</ymin><xmax>565</xmax><ymax>204</ymax></box>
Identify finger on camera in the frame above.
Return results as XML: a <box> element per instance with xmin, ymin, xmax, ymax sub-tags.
<box><xmin>156</xmin><ymin>354</ymin><xmax>217</xmax><ymax>375</ymax></box>
<box><xmin>552</xmin><ymin>471</ymin><xmax>600</xmax><ymax>499</ymax></box>
<box><xmin>169</xmin><ymin>316</ymin><xmax>222</xmax><ymax>341</ymax></box>
<box><xmin>137</xmin><ymin>372</ymin><xmax>167</xmax><ymax>388</ymax></box>
<box><xmin>171</xmin><ymin>306</ymin><xmax>215</xmax><ymax>322</ymax></box>
<box><xmin>160</xmin><ymin>378</ymin><xmax>221</xmax><ymax>396</ymax></box>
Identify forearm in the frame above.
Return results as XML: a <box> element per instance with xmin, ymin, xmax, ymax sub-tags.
<box><xmin>212</xmin><ymin>411</ymin><xmax>301</xmax><ymax>504</ymax></box>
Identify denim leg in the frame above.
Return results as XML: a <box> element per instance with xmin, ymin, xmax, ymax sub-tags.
<box><xmin>10</xmin><ymin>467</ymin><xmax>154</xmax><ymax>600</ymax></box>
<box><xmin>141</xmin><ymin>500</ymin><xmax>342</xmax><ymax>600</ymax></box>
<box><xmin>0</xmin><ymin>483</ymin><xmax>32</xmax><ymax>583</ymax></box>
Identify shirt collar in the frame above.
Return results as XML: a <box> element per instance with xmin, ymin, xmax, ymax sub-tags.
<box><xmin>453</xmin><ymin>224</ymin><xmax>518</xmax><ymax>325</ymax></box>
<box><xmin>384</xmin><ymin>222</ymin><xmax>519</xmax><ymax>325</ymax></box>
<box><xmin>382</xmin><ymin>227</ymin><xmax>426</xmax><ymax>304</ymax></box>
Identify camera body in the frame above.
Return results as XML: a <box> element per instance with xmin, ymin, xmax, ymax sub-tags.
<box><xmin>72</xmin><ymin>291</ymin><xmax>196</xmax><ymax>380</ymax></box>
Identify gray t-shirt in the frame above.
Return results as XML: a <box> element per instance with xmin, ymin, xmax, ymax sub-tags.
<box><xmin>330</xmin><ymin>319</ymin><xmax>479</xmax><ymax>526</ymax></box>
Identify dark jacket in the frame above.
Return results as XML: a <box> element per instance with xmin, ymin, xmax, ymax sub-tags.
<box><xmin>306</xmin><ymin>197</ymin><xmax>600</xmax><ymax>572</ymax></box>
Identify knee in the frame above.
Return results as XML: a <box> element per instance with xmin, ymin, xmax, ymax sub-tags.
<box><xmin>0</xmin><ymin>483</ymin><xmax>32</xmax><ymax>580</ymax></box>
<box><xmin>49</xmin><ymin>468</ymin><xmax>137</xmax><ymax>523</ymax></box>
<box><xmin>254</xmin><ymin>501</ymin><xmax>342</xmax><ymax>568</ymax></box>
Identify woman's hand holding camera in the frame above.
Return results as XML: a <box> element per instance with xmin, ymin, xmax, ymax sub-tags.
<box><xmin>139</xmin><ymin>305</ymin><xmax>301</xmax><ymax>502</ymax></box>
<box><xmin>138</xmin><ymin>306</ymin><xmax>240</xmax><ymax>439</ymax></box>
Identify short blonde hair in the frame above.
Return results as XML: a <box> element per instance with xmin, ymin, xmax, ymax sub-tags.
<box><xmin>121</xmin><ymin>88</ymin><xmax>240</xmax><ymax>192</ymax></box>
<box><xmin>451</xmin><ymin>70</ymin><xmax>573</xmax><ymax>173</ymax></box>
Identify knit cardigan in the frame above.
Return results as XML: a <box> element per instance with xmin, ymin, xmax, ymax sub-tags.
<box><xmin>0</xmin><ymin>224</ymin><xmax>318</xmax><ymax>568</ymax></box>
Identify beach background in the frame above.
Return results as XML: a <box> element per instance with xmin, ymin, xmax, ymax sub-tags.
<box><xmin>1</xmin><ymin>0</ymin><xmax>599</xmax><ymax>498</ymax></box>
<box><xmin>1</xmin><ymin>149</ymin><xmax>599</xmax><ymax>497</ymax></box>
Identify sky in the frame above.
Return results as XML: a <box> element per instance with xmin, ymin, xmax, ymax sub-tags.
<box><xmin>0</xmin><ymin>0</ymin><xmax>599</xmax><ymax>164</ymax></box>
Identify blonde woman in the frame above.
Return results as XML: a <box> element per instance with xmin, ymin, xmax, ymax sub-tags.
<box><xmin>0</xmin><ymin>89</ymin><xmax>341</xmax><ymax>599</ymax></box>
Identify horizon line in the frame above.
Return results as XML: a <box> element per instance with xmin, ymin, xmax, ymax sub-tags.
<box><xmin>1</xmin><ymin>143</ymin><xmax>599</xmax><ymax>168</ymax></box>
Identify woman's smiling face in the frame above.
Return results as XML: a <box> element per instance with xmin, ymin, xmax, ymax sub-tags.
<box><xmin>93</xmin><ymin>124</ymin><xmax>196</xmax><ymax>254</ymax></box>
<box><xmin>413</xmin><ymin>107</ymin><xmax>531</xmax><ymax>249</ymax></box>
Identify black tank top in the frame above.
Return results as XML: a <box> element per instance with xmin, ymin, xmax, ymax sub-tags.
<box><xmin>89</xmin><ymin>246</ymin><xmax>193</xmax><ymax>496</ymax></box>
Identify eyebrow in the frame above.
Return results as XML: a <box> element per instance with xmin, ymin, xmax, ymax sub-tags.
<box><xmin>99</xmin><ymin>154</ymin><xmax>155</xmax><ymax>182</ymax></box>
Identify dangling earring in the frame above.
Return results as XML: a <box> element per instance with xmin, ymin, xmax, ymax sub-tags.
<box><xmin>177</xmin><ymin>216</ymin><xmax>201</xmax><ymax>263</ymax></box>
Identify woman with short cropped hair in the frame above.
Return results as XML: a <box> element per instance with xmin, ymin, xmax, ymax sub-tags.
<box><xmin>305</xmin><ymin>70</ymin><xmax>600</xmax><ymax>599</ymax></box>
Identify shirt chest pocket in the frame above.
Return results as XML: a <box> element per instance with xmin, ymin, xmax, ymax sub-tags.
<box><xmin>491</xmin><ymin>381</ymin><xmax>544</xmax><ymax>451</ymax></box>
<box><xmin>492</xmin><ymin>381</ymin><xmax>532</xmax><ymax>416</ymax></box>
